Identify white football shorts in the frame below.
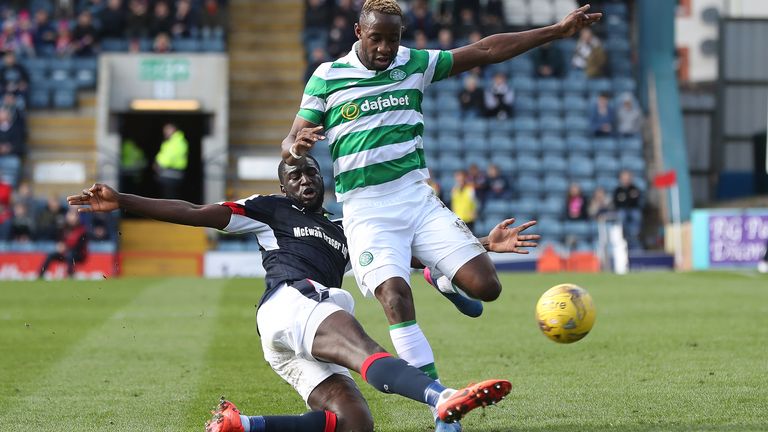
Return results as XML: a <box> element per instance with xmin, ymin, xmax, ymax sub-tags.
<box><xmin>256</xmin><ymin>280</ymin><xmax>354</xmax><ymax>403</ymax></box>
<box><xmin>342</xmin><ymin>181</ymin><xmax>486</xmax><ymax>297</ymax></box>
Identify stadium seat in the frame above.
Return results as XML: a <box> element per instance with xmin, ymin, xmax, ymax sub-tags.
<box><xmin>437</xmin><ymin>154</ymin><xmax>464</xmax><ymax>172</ymax></box>
<box><xmin>201</xmin><ymin>38</ymin><xmax>226</xmax><ymax>52</ymax></box>
<box><xmin>515</xmin><ymin>135</ymin><xmax>541</xmax><ymax>154</ymax></box>
<box><xmin>537</xmin><ymin>95</ymin><xmax>563</xmax><ymax>113</ymax></box>
<box><xmin>613</xmin><ymin>77</ymin><xmax>637</xmax><ymax>93</ymax></box>
<box><xmin>567</xmin><ymin>155</ymin><xmax>594</xmax><ymax>178</ymax></box>
<box><xmin>541</xmin><ymin>154</ymin><xmax>567</xmax><ymax>172</ymax></box>
<box><xmin>514</xmin><ymin>96</ymin><xmax>536</xmax><ymax>115</ymax></box>
<box><xmin>516</xmin><ymin>155</ymin><xmax>542</xmax><ymax>174</ymax></box>
<box><xmin>484</xmin><ymin>199</ymin><xmax>510</xmax><ymax>215</ymax></box>
<box><xmin>543</xmin><ymin>175</ymin><xmax>569</xmax><ymax>195</ymax></box>
<box><xmin>564</xmin><ymin>115</ymin><xmax>591</xmax><ymax>134</ymax></box>
<box><xmin>421</xmin><ymin>96</ymin><xmax>437</xmax><ymax>114</ymax></box>
<box><xmin>596</xmin><ymin>175</ymin><xmax>619</xmax><ymax>192</ymax></box>
<box><xmin>516</xmin><ymin>197</ymin><xmax>539</xmax><ymax>216</ymax></box>
<box><xmin>505</xmin><ymin>57</ymin><xmax>534</xmax><ymax>75</ymax></box>
<box><xmin>536</xmin><ymin>217</ymin><xmax>564</xmax><ymax>239</ymax></box>
<box><xmin>440</xmin><ymin>173</ymin><xmax>456</xmax><ymax>191</ymax></box>
<box><xmin>174</xmin><ymin>38</ymin><xmax>201</xmax><ymax>52</ymax></box>
<box><xmin>587</xmin><ymin>78</ymin><xmax>613</xmax><ymax>94</ymax></box>
<box><xmin>541</xmin><ymin>135</ymin><xmax>566</xmax><ymax>155</ymax></box>
<box><xmin>488</xmin><ymin>133</ymin><xmax>514</xmax><ymax>152</ymax></box>
<box><xmin>562</xmin><ymin>75</ymin><xmax>587</xmax><ymax>95</ymax></box>
<box><xmin>488</xmin><ymin>119</ymin><xmax>515</xmax><ymax>134</ymax></box>
<box><xmin>101</xmin><ymin>38</ymin><xmax>128</xmax><ymax>52</ymax></box>
<box><xmin>566</xmin><ymin>134</ymin><xmax>592</xmax><ymax>154</ymax></box>
<box><xmin>539</xmin><ymin>115</ymin><xmax>564</xmax><ymax>133</ymax></box>
<box><xmin>436</xmin><ymin>94</ymin><xmax>461</xmax><ymax>112</ymax></box>
<box><xmin>593</xmin><ymin>137</ymin><xmax>618</xmax><ymax>154</ymax></box>
<box><xmin>594</xmin><ymin>155</ymin><xmax>621</xmax><ymax>175</ymax></box>
<box><xmin>620</xmin><ymin>154</ymin><xmax>646</xmax><ymax>173</ymax></box>
<box><xmin>462</xmin><ymin>118</ymin><xmax>488</xmax><ymax>135</ymax></box>
<box><xmin>513</xmin><ymin>116</ymin><xmax>539</xmax><ymax>134</ymax></box>
<box><xmin>516</xmin><ymin>175</ymin><xmax>542</xmax><ymax>196</ymax></box>
<box><xmin>610</xmin><ymin>59</ymin><xmax>633</xmax><ymax>77</ymax></box>
<box><xmin>437</xmin><ymin>117</ymin><xmax>461</xmax><ymax>134</ymax></box>
<box><xmin>49</xmin><ymin>58</ymin><xmax>73</xmax><ymax>82</ymax></box>
<box><xmin>537</xmin><ymin>78</ymin><xmax>562</xmax><ymax>94</ymax></box>
<box><xmin>603</xmin><ymin>2</ymin><xmax>629</xmax><ymax>18</ymax></box>
<box><xmin>434</xmin><ymin>79</ymin><xmax>461</xmax><ymax>93</ymax></box>
<box><xmin>577</xmin><ymin>178</ymin><xmax>597</xmax><ymax>195</ymax></box>
<box><xmin>29</xmin><ymin>88</ymin><xmax>51</xmax><ymax>109</ymax></box>
<box><xmin>437</xmin><ymin>134</ymin><xmax>463</xmax><ymax>152</ymax></box>
<box><xmin>563</xmin><ymin>94</ymin><xmax>589</xmax><ymax>114</ymax></box>
<box><xmin>564</xmin><ymin>220</ymin><xmax>593</xmax><ymax>239</ymax></box>
<box><xmin>605</xmin><ymin>38</ymin><xmax>631</xmax><ymax>53</ymax></box>
<box><xmin>621</xmin><ymin>136</ymin><xmax>644</xmax><ymax>152</ymax></box>
<box><xmin>539</xmin><ymin>196</ymin><xmax>564</xmax><ymax>217</ymax></box>
<box><xmin>493</xmin><ymin>155</ymin><xmax>517</xmax><ymax>174</ymax></box>
<box><xmin>52</xmin><ymin>88</ymin><xmax>77</xmax><ymax>109</ymax></box>
<box><xmin>463</xmin><ymin>136</ymin><xmax>489</xmax><ymax>154</ymax></box>
<box><xmin>511</xmin><ymin>76</ymin><xmax>536</xmax><ymax>93</ymax></box>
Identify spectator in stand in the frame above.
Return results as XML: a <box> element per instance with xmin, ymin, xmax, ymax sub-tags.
<box><xmin>304</xmin><ymin>45</ymin><xmax>328</xmax><ymax>83</ymax></box>
<box><xmin>153</xmin><ymin>32</ymin><xmax>172</xmax><ymax>52</ymax></box>
<box><xmin>590</xmin><ymin>92</ymin><xmax>615</xmax><ymax>136</ymax></box>
<box><xmin>0</xmin><ymin>20</ymin><xmax>21</xmax><ymax>55</ymax></box>
<box><xmin>413</xmin><ymin>29</ymin><xmax>429</xmax><ymax>50</ymax></box>
<box><xmin>617</xmin><ymin>92</ymin><xmax>643</xmax><ymax>137</ymax></box>
<box><xmin>36</xmin><ymin>195</ymin><xmax>67</xmax><ymax>241</ymax></box>
<box><xmin>99</xmin><ymin>0</ymin><xmax>126</xmax><ymax>39</ymax></box>
<box><xmin>154</xmin><ymin>122</ymin><xmax>188</xmax><ymax>198</ymax></box>
<box><xmin>587</xmin><ymin>186</ymin><xmax>612</xmax><ymax>220</ymax></box>
<box><xmin>126</xmin><ymin>0</ymin><xmax>151</xmax><ymax>40</ymax></box>
<box><xmin>54</xmin><ymin>0</ymin><xmax>75</xmax><ymax>20</ymax></box>
<box><xmin>454</xmin><ymin>7</ymin><xmax>479</xmax><ymax>40</ymax></box>
<box><xmin>73</xmin><ymin>10</ymin><xmax>99</xmax><ymax>56</ymax></box>
<box><xmin>55</xmin><ymin>21</ymin><xmax>75</xmax><ymax>56</ymax></box>
<box><xmin>0</xmin><ymin>107</ymin><xmax>25</xmax><ymax>165</ymax></box>
<box><xmin>480</xmin><ymin>0</ymin><xmax>505</xmax><ymax>35</ymax></box>
<box><xmin>39</xmin><ymin>209</ymin><xmax>88</xmax><ymax>279</ymax></box>
<box><xmin>13</xmin><ymin>181</ymin><xmax>34</xmax><ymax>210</ymax></box>
<box><xmin>81</xmin><ymin>0</ymin><xmax>107</xmax><ymax>15</ymax></box>
<box><xmin>572</xmin><ymin>27</ymin><xmax>605</xmax><ymax>77</ymax></box>
<box><xmin>304</xmin><ymin>0</ymin><xmax>331</xmax><ymax>48</ymax></box>
<box><xmin>467</xmin><ymin>163</ymin><xmax>487</xmax><ymax>199</ymax></box>
<box><xmin>452</xmin><ymin>0</ymin><xmax>481</xmax><ymax>25</ymax></box>
<box><xmin>3</xmin><ymin>93</ymin><xmax>26</xmax><ymax>125</ymax></box>
<box><xmin>436</xmin><ymin>27</ymin><xmax>454</xmax><ymax>50</ymax></box>
<box><xmin>10</xmin><ymin>201</ymin><xmax>35</xmax><ymax>242</ymax></box>
<box><xmin>613</xmin><ymin>170</ymin><xmax>643</xmax><ymax>250</ymax></box>
<box><xmin>0</xmin><ymin>51</ymin><xmax>29</xmax><ymax>97</ymax></box>
<box><xmin>484</xmin><ymin>71</ymin><xmax>514</xmax><ymax>119</ymax></box>
<box><xmin>326</xmin><ymin>14</ymin><xmax>355</xmax><ymax>59</ymax></box>
<box><xmin>404</xmin><ymin>0</ymin><xmax>437</xmax><ymax>40</ymax></box>
<box><xmin>172</xmin><ymin>0</ymin><xmax>198</xmax><ymax>38</ymax></box>
<box><xmin>200</xmin><ymin>0</ymin><xmax>228</xmax><ymax>39</ymax></box>
<box><xmin>150</xmin><ymin>1</ymin><xmax>174</xmax><ymax>37</ymax></box>
<box><xmin>0</xmin><ymin>179</ymin><xmax>11</xmax><ymax>240</ymax></box>
<box><xmin>450</xmin><ymin>169</ymin><xmax>478</xmax><ymax>233</ymax></box>
<box><xmin>334</xmin><ymin>0</ymin><xmax>359</xmax><ymax>29</ymax></box>
<box><xmin>16</xmin><ymin>11</ymin><xmax>37</xmax><ymax>57</ymax></box>
<box><xmin>34</xmin><ymin>9</ymin><xmax>58</xmax><ymax>54</ymax></box>
<box><xmin>533</xmin><ymin>42</ymin><xmax>565</xmax><ymax>77</ymax></box>
<box><xmin>459</xmin><ymin>75</ymin><xmax>484</xmax><ymax>118</ymax></box>
<box><xmin>564</xmin><ymin>183</ymin><xmax>588</xmax><ymax>220</ymax></box>
<box><xmin>484</xmin><ymin>164</ymin><xmax>510</xmax><ymax>201</ymax></box>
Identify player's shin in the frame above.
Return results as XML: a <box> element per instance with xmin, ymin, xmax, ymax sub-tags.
<box><xmin>361</xmin><ymin>353</ymin><xmax>447</xmax><ymax>407</ymax></box>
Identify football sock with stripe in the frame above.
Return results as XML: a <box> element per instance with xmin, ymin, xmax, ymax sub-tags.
<box><xmin>389</xmin><ymin>320</ymin><xmax>439</xmax><ymax>380</ymax></box>
<box><xmin>240</xmin><ymin>411</ymin><xmax>335</xmax><ymax>432</ymax></box>
<box><xmin>361</xmin><ymin>352</ymin><xmax>447</xmax><ymax>407</ymax></box>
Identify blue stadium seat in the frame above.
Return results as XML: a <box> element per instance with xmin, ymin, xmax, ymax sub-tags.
<box><xmin>543</xmin><ymin>175</ymin><xmax>569</xmax><ymax>195</ymax></box>
<box><xmin>541</xmin><ymin>136</ymin><xmax>566</xmax><ymax>156</ymax></box>
<box><xmin>434</xmin><ymin>79</ymin><xmax>461</xmax><ymax>93</ymax></box>
<box><xmin>421</xmin><ymin>97</ymin><xmax>437</xmax><ymax>114</ymax></box>
<box><xmin>593</xmin><ymin>137</ymin><xmax>618</xmax><ymax>154</ymax></box>
<box><xmin>438</xmin><ymin>134</ymin><xmax>463</xmax><ymax>152</ymax></box>
<box><xmin>596</xmin><ymin>175</ymin><xmax>619</xmax><ymax>192</ymax></box>
<box><xmin>493</xmin><ymin>155</ymin><xmax>516</xmax><ymax>174</ymax></box>
<box><xmin>536</xmin><ymin>78</ymin><xmax>562</xmax><ymax>94</ymax></box>
<box><xmin>539</xmin><ymin>115</ymin><xmax>564</xmax><ymax>133</ymax></box>
<box><xmin>605</xmin><ymin>38</ymin><xmax>631</xmax><ymax>53</ymax></box>
<box><xmin>603</xmin><ymin>3</ymin><xmax>628</xmax><ymax>18</ymax></box>
<box><xmin>515</xmin><ymin>135</ymin><xmax>540</xmax><ymax>154</ymax></box>
<box><xmin>516</xmin><ymin>155</ymin><xmax>542</xmax><ymax>174</ymax></box>
<box><xmin>465</xmin><ymin>153</ymin><xmax>488</xmax><ymax>168</ymax></box>
<box><xmin>440</xmin><ymin>173</ymin><xmax>456</xmax><ymax>191</ymax></box>
<box><xmin>621</xmin><ymin>136</ymin><xmax>643</xmax><ymax>152</ymax></box>
<box><xmin>564</xmin><ymin>115</ymin><xmax>591</xmax><ymax>134</ymax></box>
<box><xmin>0</xmin><ymin>156</ymin><xmax>21</xmax><ymax>185</ymax></box>
<box><xmin>511</xmin><ymin>76</ymin><xmax>536</xmax><ymax>93</ymax></box>
<box><xmin>539</xmin><ymin>196</ymin><xmax>564</xmax><ymax>217</ymax></box>
<box><xmin>567</xmin><ymin>156</ymin><xmax>594</xmax><ymax>178</ymax></box>
<box><xmin>463</xmin><ymin>136</ymin><xmax>489</xmax><ymax>153</ymax></box>
<box><xmin>537</xmin><ymin>95</ymin><xmax>563</xmax><ymax>113</ymax></box>
<box><xmin>29</xmin><ymin>89</ymin><xmax>50</xmax><ymax>109</ymax></box>
<box><xmin>436</xmin><ymin>94</ymin><xmax>461</xmax><ymax>112</ymax></box>
<box><xmin>505</xmin><ymin>57</ymin><xmax>534</xmax><ymax>76</ymax></box>
<box><xmin>462</xmin><ymin>118</ymin><xmax>488</xmax><ymax>135</ymax></box>
<box><xmin>487</xmin><ymin>119</ymin><xmax>515</xmax><ymax>134</ymax></box>
<box><xmin>620</xmin><ymin>154</ymin><xmax>646</xmax><ymax>173</ymax></box>
<box><xmin>513</xmin><ymin>116</ymin><xmax>539</xmax><ymax>134</ymax></box>
<box><xmin>613</xmin><ymin>77</ymin><xmax>637</xmax><ymax>93</ymax></box>
<box><xmin>563</xmin><ymin>94</ymin><xmax>588</xmax><ymax>113</ymax></box>
<box><xmin>536</xmin><ymin>217</ymin><xmax>564</xmax><ymax>239</ymax></box>
<box><xmin>562</xmin><ymin>75</ymin><xmax>587</xmax><ymax>95</ymax></box>
<box><xmin>49</xmin><ymin>58</ymin><xmax>74</xmax><ymax>82</ymax></box>
<box><xmin>514</xmin><ymin>96</ymin><xmax>536</xmax><ymax>114</ymax></box>
<box><xmin>484</xmin><ymin>199</ymin><xmax>510</xmax><ymax>215</ymax></box>
<box><xmin>557</xmin><ymin>38</ymin><xmax>577</xmax><ymax>57</ymax></box>
<box><xmin>174</xmin><ymin>38</ymin><xmax>201</xmax><ymax>52</ymax></box>
<box><xmin>577</xmin><ymin>178</ymin><xmax>597</xmax><ymax>195</ymax></box>
<box><xmin>566</xmin><ymin>134</ymin><xmax>592</xmax><ymax>154</ymax></box>
<box><xmin>201</xmin><ymin>38</ymin><xmax>226</xmax><ymax>52</ymax></box>
<box><xmin>53</xmin><ymin>86</ymin><xmax>77</xmax><ymax>109</ymax></box>
<box><xmin>587</xmin><ymin>78</ymin><xmax>613</xmax><ymax>94</ymax></box>
<box><xmin>101</xmin><ymin>38</ymin><xmax>128</xmax><ymax>52</ymax></box>
<box><xmin>516</xmin><ymin>197</ymin><xmax>539</xmax><ymax>216</ymax></box>
<box><xmin>488</xmin><ymin>133</ymin><xmax>514</xmax><ymax>152</ymax></box>
<box><xmin>635</xmin><ymin>177</ymin><xmax>648</xmax><ymax>190</ymax></box>
<box><xmin>541</xmin><ymin>154</ymin><xmax>567</xmax><ymax>172</ymax></box>
<box><xmin>438</xmin><ymin>154</ymin><xmax>464</xmax><ymax>172</ymax></box>
<box><xmin>594</xmin><ymin>155</ymin><xmax>621</xmax><ymax>175</ymax></box>
<box><xmin>564</xmin><ymin>220</ymin><xmax>593</xmax><ymax>238</ymax></box>
<box><xmin>437</xmin><ymin>117</ymin><xmax>461</xmax><ymax>134</ymax></box>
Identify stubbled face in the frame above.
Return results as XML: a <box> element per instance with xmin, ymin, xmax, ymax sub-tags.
<box><xmin>355</xmin><ymin>11</ymin><xmax>402</xmax><ymax>71</ymax></box>
<box><xmin>281</xmin><ymin>159</ymin><xmax>325</xmax><ymax>211</ymax></box>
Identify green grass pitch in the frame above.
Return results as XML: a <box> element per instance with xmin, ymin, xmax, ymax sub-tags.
<box><xmin>1</xmin><ymin>272</ymin><xmax>766</xmax><ymax>431</ymax></box>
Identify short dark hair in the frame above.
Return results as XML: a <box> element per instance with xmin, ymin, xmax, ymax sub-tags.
<box><xmin>278</xmin><ymin>154</ymin><xmax>321</xmax><ymax>184</ymax></box>
<box><xmin>359</xmin><ymin>0</ymin><xmax>403</xmax><ymax>26</ymax></box>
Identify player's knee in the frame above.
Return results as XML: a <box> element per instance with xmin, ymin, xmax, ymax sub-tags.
<box><xmin>463</xmin><ymin>272</ymin><xmax>502</xmax><ymax>302</ymax></box>
<box><xmin>373</xmin><ymin>279</ymin><xmax>414</xmax><ymax>321</ymax></box>
<box><xmin>334</xmin><ymin>404</ymin><xmax>374</xmax><ymax>432</ymax></box>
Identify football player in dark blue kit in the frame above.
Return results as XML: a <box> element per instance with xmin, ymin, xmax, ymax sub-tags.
<box><xmin>68</xmin><ymin>153</ymin><xmax>538</xmax><ymax>432</ymax></box>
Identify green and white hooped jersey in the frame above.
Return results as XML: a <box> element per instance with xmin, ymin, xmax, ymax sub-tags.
<box><xmin>297</xmin><ymin>43</ymin><xmax>453</xmax><ymax>201</ymax></box>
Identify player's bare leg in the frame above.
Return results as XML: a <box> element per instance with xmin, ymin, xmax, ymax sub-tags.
<box><xmin>450</xmin><ymin>254</ymin><xmax>502</xmax><ymax>302</ymax></box>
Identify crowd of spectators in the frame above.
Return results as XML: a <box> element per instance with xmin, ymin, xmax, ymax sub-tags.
<box><xmin>0</xmin><ymin>0</ymin><xmax>228</xmax><ymax>59</ymax></box>
<box><xmin>0</xmin><ymin>181</ymin><xmax>113</xmax><ymax>247</ymax></box>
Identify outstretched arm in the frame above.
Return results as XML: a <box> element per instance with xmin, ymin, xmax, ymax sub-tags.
<box><xmin>67</xmin><ymin>183</ymin><xmax>232</xmax><ymax>230</ymax></box>
<box><xmin>281</xmin><ymin>117</ymin><xmax>325</xmax><ymax>165</ymax></box>
<box><xmin>478</xmin><ymin>218</ymin><xmax>540</xmax><ymax>254</ymax></box>
<box><xmin>450</xmin><ymin>5</ymin><xmax>602</xmax><ymax>76</ymax></box>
